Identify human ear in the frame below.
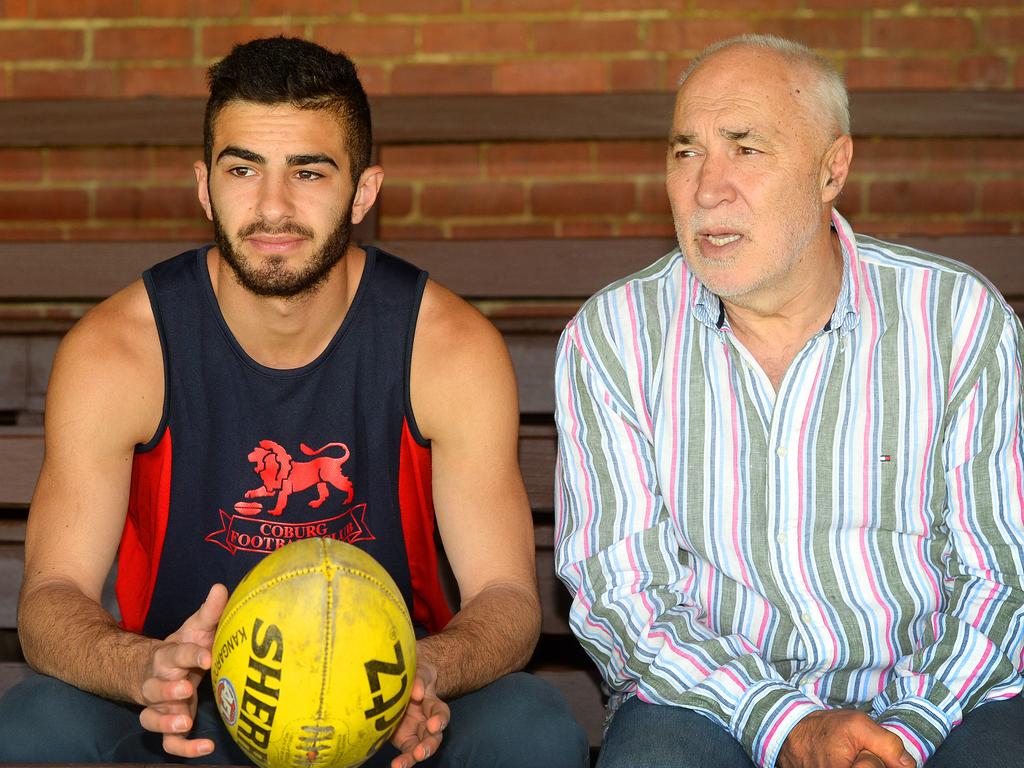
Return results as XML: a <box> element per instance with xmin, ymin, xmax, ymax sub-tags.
<box><xmin>820</xmin><ymin>135</ymin><xmax>853</xmax><ymax>204</ymax></box>
<box><xmin>350</xmin><ymin>165</ymin><xmax>384</xmax><ymax>225</ymax></box>
<box><xmin>194</xmin><ymin>161</ymin><xmax>213</xmax><ymax>221</ymax></box>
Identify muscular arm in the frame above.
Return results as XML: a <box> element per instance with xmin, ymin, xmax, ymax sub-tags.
<box><xmin>18</xmin><ymin>282</ymin><xmax>164</xmax><ymax>704</ymax></box>
<box><xmin>411</xmin><ymin>280</ymin><xmax>540</xmax><ymax>699</ymax></box>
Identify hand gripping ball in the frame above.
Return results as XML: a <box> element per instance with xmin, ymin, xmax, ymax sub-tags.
<box><xmin>211</xmin><ymin>538</ymin><xmax>416</xmax><ymax>768</ymax></box>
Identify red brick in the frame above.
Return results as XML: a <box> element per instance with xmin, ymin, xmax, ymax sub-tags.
<box><xmin>1016</xmin><ymin>58</ymin><xmax>1024</xmax><ymax>89</ymax></box>
<box><xmin>805</xmin><ymin>0</ymin><xmax>904</xmax><ymax>8</ymax></box>
<box><xmin>65</xmin><ymin>224</ymin><xmax>204</xmax><ymax>240</ymax></box>
<box><xmin>0</xmin><ymin>0</ymin><xmax>31</xmax><ymax>17</ymax></box>
<box><xmin>0</xmin><ymin>225</ymin><xmax>68</xmax><ymax>240</ymax></box>
<box><xmin>382</xmin><ymin>145</ymin><xmax>481</xmax><ymax>179</ymax></box>
<box><xmin>619</xmin><ymin>220</ymin><xmax>675</xmax><ymax>237</ymax></box>
<box><xmin>649</xmin><ymin>19</ymin><xmax>754</xmax><ymax>53</ymax></box>
<box><xmin>975</xmin><ymin>139</ymin><xmax>1024</xmax><ymax>173</ymax></box>
<box><xmin>868</xmin><ymin>180</ymin><xmax>974</xmax><ymax>215</ymax></box>
<box><xmin>485</xmin><ymin>143</ymin><xmax>591</xmax><ymax>178</ymax></box>
<box><xmin>12</xmin><ymin>68</ymin><xmax>117</xmax><ymax>98</ymax></box>
<box><xmin>982</xmin><ymin>15</ymin><xmax>1024</xmax><ymax>46</ymax></box>
<box><xmin>390</xmin><ymin>64</ymin><xmax>493</xmax><ymax>95</ymax></box>
<box><xmin>48</xmin><ymin>148</ymin><xmax>152</xmax><ymax>182</ymax></box>
<box><xmin>34</xmin><ymin>0</ymin><xmax>137</xmax><ymax>17</ymax></box>
<box><xmin>95</xmin><ymin>187</ymin><xmax>204</xmax><ymax>220</ymax></box>
<box><xmin>120</xmin><ymin>66</ymin><xmax>208</xmax><ymax>97</ymax></box>
<box><xmin>532</xmin><ymin>181</ymin><xmax>635</xmax><ymax>216</ymax></box>
<box><xmin>835</xmin><ymin>180</ymin><xmax>862</xmax><ymax>217</ymax></box>
<box><xmin>610</xmin><ymin>59</ymin><xmax>662</xmax><ymax>91</ymax></box>
<box><xmin>136</xmin><ymin>0</ymin><xmax>246</xmax><ymax>16</ymax></box>
<box><xmin>450</xmin><ymin>222</ymin><xmax>557</xmax><ymax>239</ymax></box>
<box><xmin>693</xmin><ymin>0</ymin><xmax>798</xmax><ymax>9</ymax></box>
<box><xmin>0</xmin><ymin>190</ymin><xmax>89</xmax><ymax>220</ymax></box>
<box><xmin>202</xmin><ymin>24</ymin><xmax>299</xmax><ymax>59</ymax></box>
<box><xmin>469</xmin><ymin>0</ymin><xmax>573</xmax><ymax>10</ymax></box>
<box><xmin>582</xmin><ymin>0</ymin><xmax>682</xmax><ymax>8</ymax></box>
<box><xmin>378</xmin><ymin>223</ymin><xmax>444</xmax><ymax>239</ymax></box>
<box><xmin>0</xmin><ymin>29</ymin><xmax>83</xmax><ymax>61</ymax></box>
<box><xmin>420</xmin><ymin>21</ymin><xmax>529</xmax><ymax>55</ymax></box>
<box><xmin>595</xmin><ymin>141</ymin><xmax>666</xmax><ymax>176</ymax></box>
<box><xmin>0</xmin><ymin>149</ymin><xmax>44</xmax><ymax>182</ymax></box>
<box><xmin>495</xmin><ymin>60</ymin><xmax>604</xmax><ymax>94</ymax></box>
<box><xmin>844</xmin><ymin>57</ymin><xmax>955</xmax><ymax>89</ymax></box>
<box><xmin>151</xmin><ymin>148</ymin><xmax>205</xmax><ymax>182</ymax></box>
<box><xmin>421</xmin><ymin>182</ymin><xmax>525</xmax><ymax>217</ymax></box>
<box><xmin>927</xmin><ymin>0</ymin><xmax>1020</xmax><ymax>7</ymax></box>
<box><xmin>870</xmin><ymin>17</ymin><xmax>976</xmax><ymax>50</ymax></box>
<box><xmin>561</xmin><ymin>220</ymin><xmax>617</xmax><ymax>237</ymax></box>
<box><xmin>851</xmin><ymin>138</ymin><xmax>931</xmax><ymax>174</ymax></box>
<box><xmin>638</xmin><ymin>181</ymin><xmax>671</xmax><ymax>215</ymax></box>
<box><xmin>378</xmin><ymin>185</ymin><xmax>413</xmax><ymax>217</ymax></box>
<box><xmin>532</xmin><ymin>20</ymin><xmax>641</xmax><ymax>53</ymax></box>
<box><xmin>314</xmin><ymin>23</ymin><xmax>416</xmax><ymax>58</ymax></box>
<box><xmin>354</xmin><ymin>63</ymin><xmax>387</xmax><ymax>94</ymax></box>
<box><xmin>356</xmin><ymin>0</ymin><xmax>460</xmax><ymax>13</ymax></box>
<box><xmin>958</xmin><ymin>56</ymin><xmax>1011</xmax><ymax>88</ymax></box>
<box><xmin>756</xmin><ymin>17</ymin><xmax>864</xmax><ymax>51</ymax></box>
<box><xmin>854</xmin><ymin>218</ymin><xmax>1012</xmax><ymax>237</ymax></box>
<box><xmin>94</xmin><ymin>26</ymin><xmax>193</xmax><ymax>61</ymax></box>
<box><xmin>249</xmin><ymin>0</ymin><xmax>351</xmax><ymax>14</ymax></box>
<box><xmin>665</xmin><ymin>57</ymin><xmax>693</xmax><ymax>86</ymax></box>
<box><xmin>981</xmin><ymin>180</ymin><xmax>1024</xmax><ymax>214</ymax></box>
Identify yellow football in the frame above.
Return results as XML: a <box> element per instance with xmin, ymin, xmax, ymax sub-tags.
<box><xmin>211</xmin><ymin>538</ymin><xmax>416</xmax><ymax>768</ymax></box>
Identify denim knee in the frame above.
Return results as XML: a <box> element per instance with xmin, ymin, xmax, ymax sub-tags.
<box><xmin>443</xmin><ymin>672</ymin><xmax>590</xmax><ymax>768</ymax></box>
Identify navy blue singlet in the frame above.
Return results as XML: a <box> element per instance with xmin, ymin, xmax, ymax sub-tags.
<box><xmin>116</xmin><ymin>246</ymin><xmax>452</xmax><ymax>640</ymax></box>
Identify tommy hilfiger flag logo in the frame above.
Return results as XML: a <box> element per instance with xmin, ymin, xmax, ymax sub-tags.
<box><xmin>879</xmin><ymin>455</ymin><xmax>892</xmax><ymax>462</ymax></box>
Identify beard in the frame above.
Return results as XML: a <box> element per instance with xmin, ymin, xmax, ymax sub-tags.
<box><xmin>212</xmin><ymin>202</ymin><xmax>353</xmax><ymax>300</ymax></box>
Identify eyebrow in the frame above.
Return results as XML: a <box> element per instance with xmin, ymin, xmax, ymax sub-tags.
<box><xmin>215</xmin><ymin>146</ymin><xmax>339</xmax><ymax>169</ymax></box>
<box><xmin>670</xmin><ymin>127</ymin><xmax>770</xmax><ymax>145</ymax></box>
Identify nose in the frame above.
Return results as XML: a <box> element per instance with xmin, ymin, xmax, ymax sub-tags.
<box><xmin>254</xmin><ymin>173</ymin><xmax>294</xmax><ymax>225</ymax></box>
<box><xmin>694</xmin><ymin>152</ymin><xmax>736</xmax><ymax>210</ymax></box>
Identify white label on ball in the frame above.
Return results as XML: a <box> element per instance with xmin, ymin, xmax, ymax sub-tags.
<box><xmin>217</xmin><ymin>677</ymin><xmax>240</xmax><ymax>726</ymax></box>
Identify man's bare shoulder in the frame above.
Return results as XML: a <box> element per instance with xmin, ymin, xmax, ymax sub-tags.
<box><xmin>50</xmin><ymin>279</ymin><xmax>163</xmax><ymax>446</ymax></box>
<box><xmin>411</xmin><ymin>279</ymin><xmax>517</xmax><ymax>441</ymax></box>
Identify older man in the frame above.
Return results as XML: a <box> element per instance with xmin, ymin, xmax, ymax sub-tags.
<box><xmin>555</xmin><ymin>34</ymin><xmax>1024</xmax><ymax>768</ymax></box>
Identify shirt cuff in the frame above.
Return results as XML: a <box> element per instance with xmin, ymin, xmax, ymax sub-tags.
<box><xmin>876</xmin><ymin>697</ymin><xmax>956</xmax><ymax>766</ymax></box>
<box><xmin>733</xmin><ymin>680</ymin><xmax>825</xmax><ymax>768</ymax></box>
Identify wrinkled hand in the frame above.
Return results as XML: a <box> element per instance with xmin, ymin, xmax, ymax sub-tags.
<box><xmin>137</xmin><ymin>584</ymin><xmax>228</xmax><ymax>758</ymax></box>
<box><xmin>389</xmin><ymin>658</ymin><xmax>449</xmax><ymax>768</ymax></box>
<box><xmin>778</xmin><ymin>709</ymin><xmax>916</xmax><ymax>768</ymax></box>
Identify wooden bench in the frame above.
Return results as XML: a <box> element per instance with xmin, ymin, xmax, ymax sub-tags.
<box><xmin>1</xmin><ymin>90</ymin><xmax>1023</xmax><ymax>754</ymax></box>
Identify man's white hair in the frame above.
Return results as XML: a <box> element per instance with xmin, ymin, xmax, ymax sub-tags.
<box><xmin>678</xmin><ymin>34</ymin><xmax>850</xmax><ymax>137</ymax></box>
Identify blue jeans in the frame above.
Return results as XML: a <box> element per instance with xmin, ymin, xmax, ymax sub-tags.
<box><xmin>596</xmin><ymin>694</ymin><xmax>1024</xmax><ymax>768</ymax></box>
<box><xmin>0</xmin><ymin>671</ymin><xmax>589</xmax><ymax>767</ymax></box>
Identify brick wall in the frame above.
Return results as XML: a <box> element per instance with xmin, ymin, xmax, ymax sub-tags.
<box><xmin>1</xmin><ymin>1</ymin><xmax>1022</xmax><ymax>242</ymax></box>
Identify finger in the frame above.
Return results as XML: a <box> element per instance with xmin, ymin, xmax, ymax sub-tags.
<box><xmin>139</xmin><ymin>707</ymin><xmax>194</xmax><ymax>737</ymax></box>
<box><xmin>140</xmin><ymin>677</ymin><xmax>194</xmax><ymax>707</ymax></box>
<box><xmin>859</xmin><ymin>724</ymin><xmax>916</xmax><ymax>767</ymax></box>
<box><xmin>153</xmin><ymin>641</ymin><xmax>212</xmax><ymax>677</ymax></box>
<box><xmin>162</xmin><ymin>732</ymin><xmax>215</xmax><ymax>759</ymax></box>
<box><xmin>420</xmin><ymin>698</ymin><xmax>450</xmax><ymax>734</ymax></box>
<box><xmin>181</xmin><ymin>584</ymin><xmax>229</xmax><ymax>635</ymax></box>
<box><xmin>853</xmin><ymin>750</ymin><xmax>886</xmax><ymax>768</ymax></box>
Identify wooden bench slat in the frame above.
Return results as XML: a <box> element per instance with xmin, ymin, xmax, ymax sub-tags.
<box><xmin>3</xmin><ymin>236</ymin><xmax>1022</xmax><ymax>302</ymax></box>
<box><xmin>1</xmin><ymin>92</ymin><xmax>1022</xmax><ymax>148</ymax></box>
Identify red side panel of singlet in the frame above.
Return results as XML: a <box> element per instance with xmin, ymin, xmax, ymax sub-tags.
<box><xmin>116</xmin><ymin>430</ymin><xmax>173</xmax><ymax>633</ymax></box>
<box><xmin>398</xmin><ymin>420</ymin><xmax>453</xmax><ymax>634</ymax></box>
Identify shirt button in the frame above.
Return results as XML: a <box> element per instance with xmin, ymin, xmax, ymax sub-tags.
<box><xmin>776</xmin><ymin>533</ymin><xmax>786</xmax><ymax>544</ymax></box>
<box><xmin>776</xmin><ymin>446</ymin><xmax>787</xmax><ymax>458</ymax></box>
<box><xmin>801</xmin><ymin>612</ymin><xmax>813</xmax><ymax>624</ymax></box>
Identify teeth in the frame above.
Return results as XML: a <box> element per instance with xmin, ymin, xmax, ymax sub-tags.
<box><xmin>706</xmin><ymin>234</ymin><xmax>741</xmax><ymax>246</ymax></box>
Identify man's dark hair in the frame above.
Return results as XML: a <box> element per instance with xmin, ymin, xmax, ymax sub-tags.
<box><xmin>204</xmin><ymin>36</ymin><xmax>372</xmax><ymax>184</ymax></box>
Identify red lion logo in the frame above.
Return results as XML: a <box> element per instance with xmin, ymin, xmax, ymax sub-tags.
<box><xmin>244</xmin><ymin>440</ymin><xmax>354</xmax><ymax>516</ymax></box>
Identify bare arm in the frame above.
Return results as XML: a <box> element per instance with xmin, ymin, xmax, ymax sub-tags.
<box><xmin>17</xmin><ymin>283</ymin><xmax>222</xmax><ymax>758</ymax></box>
<box><xmin>411</xmin><ymin>280</ymin><xmax>540</xmax><ymax>697</ymax></box>
<box><xmin>387</xmin><ymin>281</ymin><xmax>539</xmax><ymax>768</ymax></box>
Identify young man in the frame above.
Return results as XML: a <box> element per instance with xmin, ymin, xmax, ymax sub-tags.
<box><xmin>0</xmin><ymin>37</ymin><xmax>588</xmax><ymax>768</ymax></box>
<box><xmin>555</xmin><ymin>35</ymin><xmax>1024</xmax><ymax>768</ymax></box>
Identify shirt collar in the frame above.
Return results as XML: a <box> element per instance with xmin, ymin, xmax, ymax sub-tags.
<box><xmin>690</xmin><ymin>209</ymin><xmax>861</xmax><ymax>334</ymax></box>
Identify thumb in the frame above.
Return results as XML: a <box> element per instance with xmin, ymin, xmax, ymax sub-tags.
<box><xmin>188</xmin><ymin>583</ymin><xmax>229</xmax><ymax>632</ymax></box>
<box><xmin>862</xmin><ymin>725</ymin><xmax>916</xmax><ymax>768</ymax></box>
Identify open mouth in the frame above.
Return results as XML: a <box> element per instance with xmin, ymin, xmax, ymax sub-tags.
<box><xmin>704</xmin><ymin>233</ymin><xmax>742</xmax><ymax>247</ymax></box>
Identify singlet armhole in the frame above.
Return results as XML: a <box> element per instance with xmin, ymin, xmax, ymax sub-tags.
<box><xmin>136</xmin><ymin>269</ymin><xmax>171</xmax><ymax>453</ymax></box>
<box><xmin>403</xmin><ymin>269</ymin><xmax>431</xmax><ymax>449</ymax></box>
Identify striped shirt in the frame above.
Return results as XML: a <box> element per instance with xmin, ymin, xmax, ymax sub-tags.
<box><xmin>554</xmin><ymin>211</ymin><xmax>1024</xmax><ymax>767</ymax></box>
